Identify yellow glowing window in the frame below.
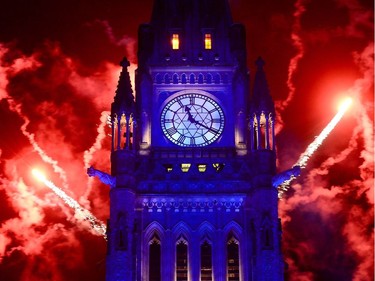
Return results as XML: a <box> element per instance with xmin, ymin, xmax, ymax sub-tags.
<box><xmin>163</xmin><ymin>164</ymin><xmax>173</xmax><ymax>172</ymax></box>
<box><xmin>204</xmin><ymin>34</ymin><xmax>212</xmax><ymax>49</ymax></box>
<box><xmin>213</xmin><ymin>163</ymin><xmax>224</xmax><ymax>172</ymax></box>
<box><xmin>181</xmin><ymin>163</ymin><xmax>191</xmax><ymax>172</ymax></box>
<box><xmin>198</xmin><ymin>164</ymin><xmax>207</xmax><ymax>172</ymax></box>
<box><xmin>172</xmin><ymin>34</ymin><xmax>179</xmax><ymax>49</ymax></box>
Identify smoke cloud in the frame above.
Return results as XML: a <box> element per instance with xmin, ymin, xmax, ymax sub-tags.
<box><xmin>0</xmin><ymin>40</ymin><xmax>118</xmax><ymax>279</ymax></box>
<box><xmin>0</xmin><ymin>1</ymin><xmax>373</xmax><ymax>280</ymax></box>
<box><xmin>281</xmin><ymin>39</ymin><xmax>374</xmax><ymax>281</ymax></box>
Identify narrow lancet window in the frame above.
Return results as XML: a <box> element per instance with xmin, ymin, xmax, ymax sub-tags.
<box><xmin>204</xmin><ymin>34</ymin><xmax>212</xmax><ymax>49</ymax></box>
<box><xmin>172</xmin><ymin>34</ymin><xmax>180</xmax><ymax>50</ymax></box>
<box><xmin>200</xmin><ymin>241</ymin><xmax>212</xmax><ymax>281</ymax></box>
<box><xmin>176</xmin><ymin>240</ymin><xmax>188</xmax><ymax>281</ymax></box>
<box><xmin>149</xmin><ymin>236</ymin><xmax>161</xmax><ymax>281</ymax></box>
<box><xmin>227</xmin><ymin>237</ymin><xmax>240</xmax><ymax>281</ymax></box>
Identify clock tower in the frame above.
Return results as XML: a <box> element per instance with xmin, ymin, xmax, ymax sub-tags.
<box><xmin>91</xmin><ymin>1</ymin><xmax>285</xmax><ymax>280</ymax></box>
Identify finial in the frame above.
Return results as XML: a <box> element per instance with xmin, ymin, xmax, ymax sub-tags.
<box><xmin>120</xmin><ymin>57</ymin><xmax>130</xmax><ymax>68</ymax></box>
<box><xmin>255</xmin><ymin>56</ymin><xmax>265</xmax><ymax>69</ymax></box>
<box><xmin>112</xmin><ymin>56</ymin><xmax>135</xmax><ymax>113</ymax></box>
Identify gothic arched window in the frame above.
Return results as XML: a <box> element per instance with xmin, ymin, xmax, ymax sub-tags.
<box><xmin>176</xmin><ymin>238</ymin><xmax>188</xmax><ymax>281</ymax></box>
<box><xmin>227</xmin><ymin>236</ymin><xmax>240</xmax><ymax>281</ymax></box>
<box><xmin>155</xmin><ymin>73</ymin><xmax>162</xmax><ymax>84</ymax></box>
<box><xmin>189</xmin><ymin>73</ymin><xmax>195</xmax><ymax>84</ymax></box>
<box><xmin>181</xmin><ymin>73</ymin><xmax>187</xmax><ymax>84</ymax></box>
<box><xmin>173</xmin><ymin>73</ymin><xmax>179</xmax><ymax>84</ymax></box>
<box><xmin>198</xmin><ymin>73</ymin><xmax>204</xmax><ymax>84</ymax></box>
<box><xmin>200</xmin><ymin>241</ymin><xmax>212</xmax><ymax>281</ymax></box>
<box><xmin>206</xmin><ymin>73</ymin><xmax>212</xmax><ymax>84</ymax></box>
<box><xmin>149</xmin><ymin>235</ymin><xmax>161</xmax><ymax>281</ymax></box>
<box><xmin>164</xmin><ymin>74</ymin><xmax>171</xmax><ymax>84</ymax></box>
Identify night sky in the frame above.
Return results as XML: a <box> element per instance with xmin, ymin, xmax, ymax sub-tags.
<box><xmin>0</xmin><ymin>0</ymin><xmax>373</xmax><ymax>280</ymax></box>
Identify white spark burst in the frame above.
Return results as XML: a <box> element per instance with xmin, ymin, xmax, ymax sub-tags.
<box><xmin>278</xmin><ymin>97</ymin><xmax>353</xmax><ymax>197</ymax></box>
<box><xmin>32</xmin><ymin>169</ymin><xmax>107</xmax><ymax>238</ymax></box>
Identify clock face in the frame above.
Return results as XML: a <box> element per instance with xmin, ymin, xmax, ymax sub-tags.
<box><xmin>161</xmin><ymin>93</ymin><xmax>224</xmax><ymax>147</ymax></box>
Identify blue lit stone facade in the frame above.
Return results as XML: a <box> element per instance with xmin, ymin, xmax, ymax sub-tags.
<box><xmin>104</xmin><ymin>1</ymin><xmax>284</xmax><ymax>280</ymax></box>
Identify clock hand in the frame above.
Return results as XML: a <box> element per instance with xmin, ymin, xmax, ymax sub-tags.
<box><xmin>194</xmin><ymin>120</ymin><xmax>220</xmax><ymax>134</ymax></box>
<box><xmin>185</xmin><ymin>106</ymin><xmax>196</xmax><ymax>123</ymax></box>
<box><xmin>185</xmin><ymin>106</ymin><xmax>220</xmax><ymax>134</ymax></box>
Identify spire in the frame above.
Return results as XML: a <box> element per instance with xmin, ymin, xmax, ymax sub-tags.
<box><xmin>112</xmin><ymin>57</ymin><xmax>135</xmax><ymax>114</ymax></box>
<box><xmin>249</xmin><ymin>57</ymin><xmax>275</xmax><ymax>115</ymax></box>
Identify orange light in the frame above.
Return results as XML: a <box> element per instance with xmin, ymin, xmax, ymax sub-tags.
<box><xmin>32</xmin><ymin>168</ymin><xmax>47</xmax><ymax>182</ymax></box>
<box><xmin>338</xmin><ymin>97</ymin><xmax>353</xmax><ymax>112</ymax></box>
<box><xmin>204</xmin><ymin>34</ymin><xmax>212</xmax><ymax>49</ymax></box>
<box><xmin>172</xmin><ymin>34</ymin><xmax>179</xmax><ymax>50</ymax></box>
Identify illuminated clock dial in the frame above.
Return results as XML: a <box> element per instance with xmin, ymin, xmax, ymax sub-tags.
<box><xmin>161</xmin><ymin>93</ymin><xmax>224</xmax><ymax>147</ymax></box>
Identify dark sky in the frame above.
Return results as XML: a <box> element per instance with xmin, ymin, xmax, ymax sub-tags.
<box><xmin>0</xmin><ymin>1</ymin><xmax>373</xmax><ymax>280</ymax></box>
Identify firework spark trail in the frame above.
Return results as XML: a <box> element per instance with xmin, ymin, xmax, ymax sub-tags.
<box><xmin>2</xmin><ymin>52</ymin><xmax>70</xmax><ymax>190</ymax></box>
<box><xmin>278</xmin><ymin>97</ymin><xmax>353</xmax><ymax>196</ymax></box>
<box><xmin>32</xmin><ymin>169</ymin><xmax>107</xmax><ymax>238</ymax></box>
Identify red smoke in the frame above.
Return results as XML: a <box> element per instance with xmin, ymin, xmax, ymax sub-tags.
<box><xmin>0</xmin><ymin>1</ymin><xmax>373</xmax><ymax>280</ymax></box>
<box><xmin>0</xmin><ymin>42</ymin><xmax>116</xmax><ymax>280</ymax></box>
<box><xmin>280</xmin><ymin>6</ymin><xmax>374</xmax><ymax>278</ymax></box>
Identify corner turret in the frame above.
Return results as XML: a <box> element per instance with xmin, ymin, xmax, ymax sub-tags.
<box><xmin>110</xmin><ymin>57</ymin><xmax>137</xmax><ymax>152</ymax></box>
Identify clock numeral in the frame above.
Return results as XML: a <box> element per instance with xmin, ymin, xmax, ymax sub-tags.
<box><xmin>212</xmin><ymin>118</ymin><xmax>221</xmax><ymax>123</ymax></box>
<box><xmin>190</xmin><ymin>138</ymin><xmax>195</xmax><ymax>145</ymax></box>
<box><xmin>164</xmin><ymin>118</ymin><xmax>173</xmax><ymax>123</ymax></box>
<box><xmin>166</xmin><ymin>127</ymin><xmax>178</xmax><ymax>135</ymax></box>
<box><xmin>202</xmin><ymin>135</ymin><xmax>209</xmax><ymax>143</ymax></box>
<box><xmin>177</xmin><ymin>135</ymin><xmax>186</xmax><ymax>144</ymax></box>
<box><xmin>189</xmin><ymin>96</ymin><xmax>195</xmax><ymax>105</ymax></box>
<box><xmin>208</xmin><ymin>108</ymin><xmax>217</xmax><ymax>114</ymax></box>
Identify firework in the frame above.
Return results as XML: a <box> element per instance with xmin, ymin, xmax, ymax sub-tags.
<box><xmin>32</xmin><ymin>169</ymin><xmax>107</xmax><ymax>238</ymax></box>
<box><xmin>278</xmin><ymin>97</ymin><xmax>353</xmax><ymax>196</ymax></box>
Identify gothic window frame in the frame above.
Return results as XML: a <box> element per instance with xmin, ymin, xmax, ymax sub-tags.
<box><xmin>227</xmin><ymin>235</ymin><xmax>240</xmax><ymax>281</ymax></box>
<box><xmin>198</xmin><ymin>222</ymin><xmax>215</xmax><ymax>281</ymax></box>
<box><xmin>189</xmin><ymin>73</ymin><xmax>196</xmax><ymax>84</ymax></box>
<box><xmin>143</xmin><ymin>222</ymin><xmax>165</xmax><ymax>281</ymax></box>
<box><xmin>173</xmin><ymin>73</ymin><xmax>179</xmax><ymax>84</ymax></box>
<box><xmin>149</xmin><ymin>234</ymin><xmax>162</xmax><ymax>281</ymax></box>
<box><xmin>213</xmin><ymin>73</ymin><xmax>221</xmax><ymax>84</ymax></box>
<box><xmin>155</xmin><ymin>73</ymin><xmax>162</xmax><ymax>84</ymax></box>
<box><xmin>206</xmin><ymin>73</ymin><xmax>212</xmax><ymax>84</ymax></box>
<box><xmin>198</xmin><ymin>73</ymin><xmax>204</xmax><ymax>84</ymax></box>
<box><xmin>224</xmin><ymin>222</ymin><xmax>243</xmax><ymax>281</ymax></box>
<box><xmin>200</xmin><ymin>239</ymin><xmax>213</xmax><ymax>281</ymax></box>
<box><xmin>181</xmin><ymin>73</ymin><xmax>187</xmax><ymax>84</ymax></box>
<box><xmin>176</xmin><ymin>236</ymin><xmax>189</xmax><ymax>281</ymax></box>
<box><xmin>164</xmin><ymin>73</ymin><xmax>171</xmax><ymax>84</ymax></box>
<box><xmin>172</xmin><ymin>222</ymin><xmax>192</xmax><ymax>281</ymax></box>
